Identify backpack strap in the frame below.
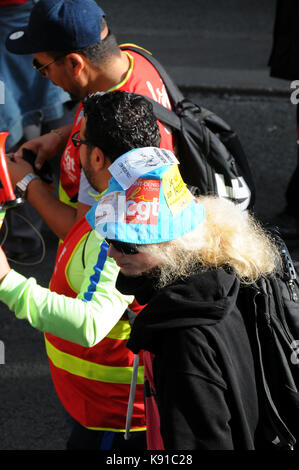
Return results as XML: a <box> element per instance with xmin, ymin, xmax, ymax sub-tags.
<box><xmin>121</xmin><ymin>44</ymin><xmax>254</xmax><ymax>205</ymax></box>
<box><xmin>121</xmin><ymin>44</ymin><xmax>184</xmax><ymax>104</ymax></box>
<box><xmin>273</xmin><ymin>235</ymin><xmax>297</xmax><ymax>282</ymax></box>
<box><xmin>145</xmin><ymin>98</ymin><xmax>182</xmax><ymax>130</ymax></box>
<box><xmin>125</xmin><ymin>306</ymin><xmax>138</xmax><ymax>327</ymax></box>
<box><xmin>121</xmin><ymin>44</ymin><xmax>184</xmax><ymax>130</ymax></box>
<box><xmin>121</xmin><ymin>45</ymin><xmax>213</xmax><ymax>145</ymax></box>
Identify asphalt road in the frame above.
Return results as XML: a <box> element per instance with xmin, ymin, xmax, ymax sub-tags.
<box><xmin>1</xmin><ymin>0</ymin><xmax>299</xmax><ymax>451</ymax></box>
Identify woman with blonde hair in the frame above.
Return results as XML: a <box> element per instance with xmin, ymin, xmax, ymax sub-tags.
<box><xmin>135</xmin><ymin>194</ymin><xmax>279</xmax><ymax>289</ymax></box>
<box><xmin>87</xmin><ymin>150</ymin><xmax>281</xmax><ymax>450</ymax></box>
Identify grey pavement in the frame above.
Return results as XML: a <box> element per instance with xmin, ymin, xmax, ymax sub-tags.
<box><xmin>99</xmin><ymin>0</ymin><xmax>290</xmax><ymax>95</ymax></box>
<box><xmin>0</xmin><ymin>0</ymin><xmax>298</xmax><ymax>450</ymax></box>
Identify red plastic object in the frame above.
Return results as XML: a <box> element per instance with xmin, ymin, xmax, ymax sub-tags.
<box><xmin>0</xmin><ymin>132</ymin><xmax>23</xmax><ymax>209</ymax></box>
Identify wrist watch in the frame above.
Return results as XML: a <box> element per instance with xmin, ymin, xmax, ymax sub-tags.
<box><xmin>15</xmin><ymin>173</ymin><xmax>39</xmax><ymax>199</ymax></box>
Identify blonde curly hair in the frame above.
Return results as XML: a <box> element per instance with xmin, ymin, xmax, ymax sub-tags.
<box><xmin>138</xmin><ymin>196</ymin><xmax>281</xmax><ymax>288</ymax></box>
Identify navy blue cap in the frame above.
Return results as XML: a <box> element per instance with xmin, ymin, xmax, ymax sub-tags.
<box><xmin>6</xmin><ymin>0</ymin><xmax>105</xmax><ymax>54</ymax></box>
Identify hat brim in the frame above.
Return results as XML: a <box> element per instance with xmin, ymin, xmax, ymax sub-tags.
<box><xmin>6</xmin><ymin>29</ymin><xmax>40</xmax><ymax>55</ymax></box>
<box><xmin>86</xmin><ymin>166</ymin><xmax>206</xmax><ymax>245</ymax></box>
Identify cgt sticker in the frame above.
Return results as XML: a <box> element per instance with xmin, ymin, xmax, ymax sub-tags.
<box><xmin>94</xmin><ymin>179</ymin><xmax>161</xmax><ymax>227</ymax></box>
<box><xmin>125</xmin><ymin>178</ymin><xmax>160</xmax><ymax>225</ymax></box>
<box><xmin>108</xmin><ymin>147</ymin><xmax>179</xmax><ymax>190</ymax></box>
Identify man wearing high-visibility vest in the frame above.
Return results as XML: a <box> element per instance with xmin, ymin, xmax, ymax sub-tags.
<box><xmin>5</xmin><ymin>0</ymin><xmax>174</xmax><ymax>241</ymax></box>
<box><xmin>0</xmin><ymin>91</ymin><xmax>162</xmax><ymax>449</ymax></box>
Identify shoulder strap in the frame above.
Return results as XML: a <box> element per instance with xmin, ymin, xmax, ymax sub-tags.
<box><xmin>121</xmin><ymin>45</ymin><xmax>205</xmax><ymax>135</ymax></box>
<box><xmin>274</xmin><ymin>234</ymin><xmax>297</xmax><ymax>283</ymax></box>
<box><xmin>121</xmin><ymin>44</ymin><xmax>182</xmax><ymax>129</ymax></box>
<box><xmin>146</xmin><ymin>98</ymin><xmax>181</xmax><ymax>130</ymax></box>
<box><xmin>121</xmin><ymin>44</ymin><xmax>184</xmax><ymax>103</ymax></box>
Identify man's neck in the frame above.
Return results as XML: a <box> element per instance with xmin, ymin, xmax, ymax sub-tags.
<box><xmin>87</xmin><ymin>50</ymin><xmax>130</xmax><ymax>94</ymax></box>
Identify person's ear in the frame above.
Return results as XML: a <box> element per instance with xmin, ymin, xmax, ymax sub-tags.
<box><xmin>64</xmin><ymin>53</ymin><xmax>85</xmax><ymax>76</ymax></box>
<box><xmin>90</xmin><ymin>147</ymin><xmax>106</xmax><ymax>170</ymax></box>
<box><xmin>101</xmin><ymin>24</ymin><xmax>109</xmax><ymax>40</ymax></box>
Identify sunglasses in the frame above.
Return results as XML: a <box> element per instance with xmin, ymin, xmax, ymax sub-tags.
<box><xmin>71</xmin><ymin>130</ymin><xmax>91</xmax><ymax>148</ymax></box>
<box><xmin>32</xmin><ymin>55</ymin><xmax>64</xmax><ymax>77</ymax></box>
<box><xmin>106</xmin><ymin>239</ymin><xmax>139</xmax><ymax>255</ymax></box>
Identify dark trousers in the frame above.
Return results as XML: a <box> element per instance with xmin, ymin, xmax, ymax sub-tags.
<box><xmin>66</xmin><ymin>418</ymin><xmax>147</xmax><ymax>451</ymax></box>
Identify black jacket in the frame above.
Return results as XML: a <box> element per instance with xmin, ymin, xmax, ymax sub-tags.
<box><xmin>121</xmin><ymin>268</ymin><xmax>261</xmax><ymax>450</ymax></box>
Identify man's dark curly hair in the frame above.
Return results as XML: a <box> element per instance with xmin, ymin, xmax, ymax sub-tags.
<box><xmin>82</xmin><ymin>91</ymin><xmax>161</xmax><ymax>162</ymax></box>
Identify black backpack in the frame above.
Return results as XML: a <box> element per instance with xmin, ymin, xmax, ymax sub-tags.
<box><xmin>122</xmin><ymin>45</ymin><xmax>256</xmax><ymax>211</ymax></box>
<box><xmin>238</xmin><ymin>237</ymin><xmax>299</xmax><ymax>450</ymax></box>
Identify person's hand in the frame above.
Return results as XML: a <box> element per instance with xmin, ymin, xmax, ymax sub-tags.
<box><xmin>14</xmin><ymin>132</ymin><xmax>63</xmax><ymax>170</ymax></box>
<box><xmin>0</xmin><ymin>247</ymin><xmax>11</xmax><ymax>283</ymax></box>
<box><xmin>6</xmin><ymin>155</ymin><xmax>35</xmax><ymax>187</ymax></box>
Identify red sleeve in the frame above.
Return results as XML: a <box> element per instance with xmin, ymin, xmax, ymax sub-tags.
<box><xmin>0</xmin><ymin>0</ymin><xmax>28</xmax><ymax>6</ymax></box>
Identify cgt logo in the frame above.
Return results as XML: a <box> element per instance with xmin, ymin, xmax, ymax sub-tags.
<box><xmin>125</xmin><ymin>179</ymin><xmax>160</xmax><ymax>225</ymax></box>
<box><xmin>126</xmin><ymin>198</ymin><xmax>159</xmax><ymax>223</ymax></box>
<box><xmin>94</xmin><ymin>179</ymin><xmax>161</xmax><ymax>226</ymax></box>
